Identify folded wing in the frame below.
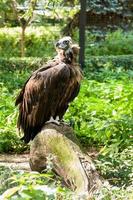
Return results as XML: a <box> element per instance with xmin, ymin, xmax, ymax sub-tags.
<box><xmin>16</xmin><ymin>63</ymin><xmax>71</xmax><ymax>143</ymax></box>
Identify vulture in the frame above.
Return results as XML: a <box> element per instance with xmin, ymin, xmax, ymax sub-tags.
<box><xmin>15</xmin><ymin>36</ymin><xmax>82</xmax><ymax>143</ymax></box>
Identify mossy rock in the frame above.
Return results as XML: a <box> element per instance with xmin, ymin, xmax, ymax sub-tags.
<box><xmin>29</xmin><ymin>123</ymin><xmax>101</xmax><ymax>198</ymax></box>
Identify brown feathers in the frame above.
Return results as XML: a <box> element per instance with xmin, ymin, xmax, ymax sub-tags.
<box><xmin>15</xmin><ymin>40</ymin><xmax>82</xmax><ymax>143</ymax></box>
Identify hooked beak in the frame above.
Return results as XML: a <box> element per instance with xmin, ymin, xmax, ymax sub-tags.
<box><xmin>55</xmin><ymin>36</ymin><xmax>72</xmax><ymax>50</ymax></box>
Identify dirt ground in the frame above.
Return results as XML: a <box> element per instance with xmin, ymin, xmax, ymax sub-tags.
<box><xmin>0</xmin><ymin>147</ymin><xmax>98</xmax><ymax>172</ymax></box>
<box><xmin>0</xmin><ymin>153</ymin><xmax>30</xmax><ymax>171</ymax></box>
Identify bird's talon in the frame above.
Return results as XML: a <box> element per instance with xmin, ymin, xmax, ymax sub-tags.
<box><xmin>45</xmin><ymin>117</ymin><xmax>60</xmax><ymax>125</ymax></box>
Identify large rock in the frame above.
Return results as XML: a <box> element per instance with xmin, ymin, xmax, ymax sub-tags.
<box><xmin>29</xmin><ymin>123</ymin><xmax>101</xmax><ymax>198</ymax></box>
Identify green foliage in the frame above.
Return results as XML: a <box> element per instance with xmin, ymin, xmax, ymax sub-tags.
<box><xmin>65</xmin><ymin>68</ymin><xmax>133</xmax><ymax>151</ymax></box>
<box><xmin>0</xmin><ymin>167</ymin><xmax>72</xmax><ymax>199</ymax></box>
<box><xmin>94</xmin><ymin>181</ymin><xmax>133</xmax><ymax>200</ymax></box>
<box><xmin>0</xmin><ymin>26</ymin><xmax>60</xmax><ymax>57</ymax></box>
<box><xmin>0</xmin><ymin>57</ymin><xmax>45</xmax><ymax>71</ymax></box>
<box><xmin>0</xmin><ymin>57</ymin><xmax>133</xmax><ymax>153</ymax></box>
<box><xmin>87</xmin><ymin>0</ymin><xmax>122</xmax><ymax>13</ymax></box>
<box><xmin>85</xmin><ymin>55</ymin><xmax>133</xmax><ymax>72</ymax></box>
<box><xmin>86</xmin><ymin>30</ymin><xmax>133</xmax><ymax>56</ymax></box>
<box><xmin>0</xmin><ymin>57</ymin><xmax>132</xmax><ymax>199</ymax></box>
<box><xmin>95</xmin><ymin>147</ymin><xmax>133</xmax><ymax>187</ymax></box>
<box><xmin>1</xmin><ymin>55</ymin><xmax>133</xmax><ymax>73</ymax></box>
<box><xmin>93</xmin><ymin>146</ymin><xmax>133</xmax><ymax>199</ymax></box>
<box><xmin>0</xmin><ymin>131</ymin><xmax>27</xmax><ymax>153</ymax></box>
<box><xmin>0</xmin><ymin>72</ymin><xmax>27</xmax><ymax>153</ymax></box>
<box><xmin>1</xmin><ymin>28</ymin><xmax>133</xmax><ymax>58</ymax></box>
<box><xmin>0</xmin><ymin>0</ymin><xmax>64</xmax><ymax>27</ymax></box>
<box><xmin>0</xmin><ymin>67</ymin><xmax>31</xmax><ymax>153</ymax></box>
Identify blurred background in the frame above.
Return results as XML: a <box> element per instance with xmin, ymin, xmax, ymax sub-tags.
<box><xmin>0</xmin><ymin>0</ymin><xmax>133</xmax><ymax>60</ymax></box>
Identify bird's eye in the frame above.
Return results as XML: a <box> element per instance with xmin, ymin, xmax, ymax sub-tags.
<box><xmin>64</xmin><ymin>40</ymin><xmax>69</xmax><ymax>44</ymax></box>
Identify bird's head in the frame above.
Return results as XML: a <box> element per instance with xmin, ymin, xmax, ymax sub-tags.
<box><xmin>55</xmin><ymin>36</ymin><xmax>72</xmax><ymax>51</ymax></box>
<box><xmin>55</xmin><ymin>36</ymin><xmax>79</xmax><ymax>64</ymax></box>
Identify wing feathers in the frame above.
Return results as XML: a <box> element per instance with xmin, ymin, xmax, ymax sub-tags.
<box><xmin>16</xmin><ymin>61</ymin><xmax>82</xmax><ymax>143</ymax></box>
<box><xmin>16</xmin><ymin>63</ymin><xmax>72</xmax><ymax>143</ymax></box>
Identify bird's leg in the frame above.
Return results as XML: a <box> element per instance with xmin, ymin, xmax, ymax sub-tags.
<box><xmin>45</xmin><ymin>116</ymin><xmax>60</xmax><ymax>125</ymax></box>
<box><xmin>55</xmin><ymin>116</ymin><xmax>60</xmax><ymax>121</ymax></box>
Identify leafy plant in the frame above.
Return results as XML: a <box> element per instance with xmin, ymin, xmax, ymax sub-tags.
<box><xmin>0</xmin><ymin>58</ymin><xmax>132</xmax><ymax>199</ymax></box>
<box><xmin>95</xmin><ymin>146</ymin><xmax>133</xmax><ymax>187</ymax></box>
<box><xmin>93</xmin><ymin>146</ymin><xmax>133</xmax><ymax>200</ymax></box>
<box><xmin>65</xmin><ymin>68</ymin><xmax>133</xmax><ymax>152</ymax></box>
<box><xmin>86</xmin><ymin>30</ymin><xmax>133</xmax><ymax>56</ymax></box>
<box><xmin>94</xmin><ymin>181</ymin><xmax>133</xmax><ymax>200</ymax></box>
<box><xmin>85</xmin><ymin>55</ymin><xmax>133</xmax><ymax>72</ymax></box>
<box><xmin>0</xmin><ymin>58</ymin><xmax>133</xmax><ymax>153</ymax></box>
<box><xmin>0</xmin><ymin>26</ymin><xmax>60</xmax><ymax>57</ymax></box>
<box><xmin>0</xmin><ymin>69</ymin><xmax>31</xmax><ymax>153</ymax></box>
<box><xmin>0</xmin><ymin>167</ymin><xmax>73</xmax><ymax>199</ymax></box>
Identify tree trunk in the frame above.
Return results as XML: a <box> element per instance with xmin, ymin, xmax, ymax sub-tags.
<box><xmin>20</xmin><ymin>26</ymin><xmax>26</xmax><ymax>57</ymax></box>
<box><xmin>29</xmin><ymin>123</ymin><xmax>102</xmax><ymax>199</ymax></box>
<box><xmin>79</xmin><ymin>0</ymin><xmax>86</xmax><ymax>68</ymax></box>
